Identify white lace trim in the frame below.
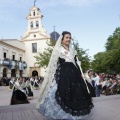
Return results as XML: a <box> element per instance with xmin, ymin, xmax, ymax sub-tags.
<box><xmin>36</xmin><ymin>35</ymin><xmax>88</xmax><ymax>108</ymax></box>
<box><xmin>36</xmin><ymin>36</ymin><xmax>77</xmax><ymax>108</ymax></box>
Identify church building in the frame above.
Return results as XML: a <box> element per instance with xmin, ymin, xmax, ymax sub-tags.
<box><xmin>0</xmin><ymin>5</ymin><xmax>59</xmax><ymax>78</ymax></box>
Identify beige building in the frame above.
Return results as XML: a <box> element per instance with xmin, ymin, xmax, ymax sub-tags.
<box><xmin>0</xmin><ymin>5</ymin><xmax>50</xmax><ymax>77</ymax></box>
<box><xmin>0</xmin><ymin>40</ymin><xmax>26</xmax><ymax>77</ymax></box>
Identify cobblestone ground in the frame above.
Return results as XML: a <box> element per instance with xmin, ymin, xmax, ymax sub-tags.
<box><xmin>0</xmin><ymin>86</ymin><xmax>40</xmax><ymax>106</ymax></box>
<box><xmin>1</xmin><ymin>86</ymin><xmax>120</xmax><ymax>120</ymax></box>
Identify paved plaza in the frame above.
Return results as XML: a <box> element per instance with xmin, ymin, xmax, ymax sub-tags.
<box><xmin>0</xmin><ymin>86</ymin><xmax>40</xmax><ymax>106</ymax></box>
<box><xmin>0</xmin><ymin>86</ymin><xmax>120</xmax><ymax>120</ymax></box>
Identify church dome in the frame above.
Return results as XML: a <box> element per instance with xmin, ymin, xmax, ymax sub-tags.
<box><xmin>50</xmin><ymin>31</ymin><xmax>60</xmax><ymax>41</ymax></box>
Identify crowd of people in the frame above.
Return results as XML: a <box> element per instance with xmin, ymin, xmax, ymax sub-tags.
<box><xmin>0</xmin><ymin>76</ymin><xmax>44</xmax><ymax>105</ymax></box>
<box><xmin>1</xmin><ymin>72</ymin><xmax>120</xmax><ymax>103</ymax></box>
<box><xmin>84</xmin><ymin>71</ymin><xmax>120</xmax><ymax>97</ymax></box>
<box><xmin>1</xmin><ymin>73</ymin><xmax>120</xmax><ymax>100</ymax></box>
<box><xmin>100</xmin><ymin>74</ymin><xmax>120</xmax><ymax>95</ymax></box>
<box><xmin>0</xmin><ymin>76</ymin><xmax>44</xmax><ymax>88</ymax></box>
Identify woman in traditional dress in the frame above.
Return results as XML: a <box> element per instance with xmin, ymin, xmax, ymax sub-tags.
<box><xmin>30</xmin><ymin>77</ymin><xmax>34</xmax><ymax>87</ymax></box>
<box><xmin>33</xmin><ymin>77</ymin><xmax>39</xmax><ymax>90</ymax></box>
<box><xmin>10</xmin><ymin>77</ymin><xmax>29</xmax><ymax>105</ymax></box>
<box><xmin>85</xmin><ymin>70</ymin><xmax>96</xmax><ymax>97</ymax></box>
<box><xmin>37</xmin><ymin>31</ymin><xmax>94</xmax><ymax>119</ymax></box>
<box><xmin>25</xmin><ymin>79</ymin><xmax>34</xmax><ymax>99</ymax></box>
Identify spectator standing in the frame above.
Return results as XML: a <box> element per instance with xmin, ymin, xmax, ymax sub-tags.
<box><xmin>93</xmin><ymin>72</ymin><xmax>101</xmax><ymax>97</ymax></box>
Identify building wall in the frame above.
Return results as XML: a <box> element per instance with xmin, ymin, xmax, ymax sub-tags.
<box><xmin>0</xmin><ymin>66</ymin><xmax>26</xmax><ymax>78</ymax></box>
<box><xmin>23</xmin><ymin>39</ymin><xmax>48</xmax><ymax>77</ymax></box>
<box><xmin>3</xmin><ymin>40</ymin><xmax>25</xmax><ymax>51</ymax></box>
<box><xmin>0</xmin><ymin>41</ymin><xmax>27</xmax><ymax>77</ymax></box>
<box><xmin>0</xmin><ymin>6</ymin><xmax>50</xmax><ymax>78</ymax></box>
<box><xmin>0</xmin><ymin>39</ymin><xmax>49</xmax><ymax>77</ymax></box>
<box><xmin>19</xmin><ymin>6</ymin><xmax>50</xmax><ymax>77</ymax></box>
<box><xmin>0</xmin><ymin>41</ymin><xmax>25</xmax><ymax>60</ymax></box>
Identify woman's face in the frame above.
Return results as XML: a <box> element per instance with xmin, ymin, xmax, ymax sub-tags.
<box><xmin>19</xmin><ymin>78</ymin><xmax>23</xmax><ymax>83</ymax></box>
<box><xmin>62</xmin><ymin>34</ymin><xmax>71</xmax><ymax>46</ymax></box>
<box><xmin>88</xmin><ymin>71</ymin><xmax>93</xmax><ymax>76</ymax></box>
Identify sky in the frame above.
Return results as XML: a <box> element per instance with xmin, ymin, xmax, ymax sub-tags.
<box><xmin>0</xmin><ymin>0</ymin><xmax>120</xmax><ymax>58</ymax></box>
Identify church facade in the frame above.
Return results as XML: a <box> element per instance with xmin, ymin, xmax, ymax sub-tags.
<box><xmin>0</xmin><ymin>5</ymin><xmax>51</xmax><ymax>78</ymax></box>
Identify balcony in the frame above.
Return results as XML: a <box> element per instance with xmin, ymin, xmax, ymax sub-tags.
<box><xmin>0</xmin><ymin>59</ymin><xmax>27</xmax><ymax>70</ymax></box>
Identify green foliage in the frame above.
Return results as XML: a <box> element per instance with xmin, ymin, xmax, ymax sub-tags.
<box><xmin>105</xmin><ymin>28</ymin><xmax>120</xmax><ymax>51</ymax></box>
<box><xmin>91</xmin><ymin>52</ymin><xmax>108</xmax><ymax>73</ymax></box>
<box><xmin>34</xmin><ymin>38</ymin><xmax>91</xmax><ymax>72</ymax></box>
<box><xmin>73</xmin><ymin>40</ymin><xmax>91</xmax><ymax>72</ymax></box>
<box><xmin>34</xmin><ymin>39</ymin><xmax>56</xmax><ymax>68</ymax></box>
<box><xmin>91</xmin><ymin>27</ymin><xmax>120</xmax><ymax>74</ymax></box>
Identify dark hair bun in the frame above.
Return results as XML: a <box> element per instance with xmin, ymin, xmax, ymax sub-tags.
<box><xmin>62</xmin><ymin>31</ymin><xmax>71</xmax><ymax>40</ymax></box>
<box><xmin>62</xmin><ymin>31</ymin><xmax>71</xmax><ymax>36</ymax></box>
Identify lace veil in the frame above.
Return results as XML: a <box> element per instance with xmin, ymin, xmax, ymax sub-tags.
<box><xmin>36</xmin><ymin>35</ymin><xmax>90</xmax><ymax>108</ymax></box>
<box><xmin>36</xmin><ymin>35</ymin><xmax>63</xmax><ymax>108</ymax></box>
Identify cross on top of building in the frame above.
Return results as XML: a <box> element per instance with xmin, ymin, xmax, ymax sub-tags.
<box><xmin>53</xmin><ymin>25</ymin><xmax>56</xmax><ymax>32</ymax></box>
<box><xmin>34</xmin><ymin>0</ymin><xmax>37</xmax><ymax>6</ymax></box>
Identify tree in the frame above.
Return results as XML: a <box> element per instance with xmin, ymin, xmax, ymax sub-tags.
<box><xmin>91</xmin><ymin>27</ymin><xmax>120</xmax><ymax>74</ymax></box>
<box><xmin>34</xmin><ymin>39</ymin><xmax>56</xmax><ymax>68</ymax></box>
<box><xmin>34</xmin><ymin>38</ymin><xmax>91</xmax><ymax>72</ymax></box>
<box><xmin>105</xmin><ymin>27</ymin><xmax>120</xmax><ymax>51</ymax></box>
<box><xmin>72</xmin><ymin>39</ymin><xmax>91</xmax><ymax>72</ymax></box>
<box><xmin>91</xmin><ymin>52</ymin><xmax>109</xmax><ymax>73</ymax></box>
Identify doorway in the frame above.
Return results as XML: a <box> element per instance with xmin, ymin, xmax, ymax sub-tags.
<box><xmin>32</xmin><ymin>70</ymin><xmax>38</xmax><ymax>77</ymax></box>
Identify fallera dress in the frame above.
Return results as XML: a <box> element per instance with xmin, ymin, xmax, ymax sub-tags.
<box><xmin>10</xmin><ymin>81</ymin><xmax>29</xmax><ymax>105</ymax></box>
<box><xmin>38</xmin><ymin>46</ymin><xmax>94</xmax><ymax>119</ymax></box>
<box><xmin>25</xmin><ymin>81</ymin><xmax>34</xmax><ymax>98</ymax></box>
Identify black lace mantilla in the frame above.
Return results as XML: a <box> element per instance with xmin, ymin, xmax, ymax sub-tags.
<box><xmin>55</xmin><ymin>57</ymin><xmax>94</xmax><ymax>116</ymax></box>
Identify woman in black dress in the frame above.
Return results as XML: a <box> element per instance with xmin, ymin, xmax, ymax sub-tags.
<box><xmin>25</xmin><ymin>79</ymin><xmax>34</xmax><ymax>99</ymax></box>
<box><xmin>10</xmin><ymin>77</ymin><xmax>29</xmax><ymax>105</ymax></box>
<box><xmin>37</xmin><ymin>31</ymin><xmax>94</xmax><ymax>119</ymax></box>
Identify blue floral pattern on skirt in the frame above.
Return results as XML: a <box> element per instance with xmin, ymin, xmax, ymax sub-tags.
<box><xmin>38</xmin><ymin>80</ymin><xmax>92</xmax><ymax>120</ymax></box>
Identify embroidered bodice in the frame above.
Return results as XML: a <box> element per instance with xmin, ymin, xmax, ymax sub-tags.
<box><xmin>59</xmin><ymin>46</ymin><xmax>77</xmax><ymax>65</ymax></box>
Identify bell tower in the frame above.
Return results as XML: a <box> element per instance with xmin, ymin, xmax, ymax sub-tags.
<box><xmin>27</xmin><ymin>6</ymin><xmax>45</xmax><ymax>33</ymax></box>
<box><xmin>19</xmin><ymin>4</ymin><xmax>50</xmax><ymax>77</ymax></box>
<box><xmin>20</xmin><ymin>5</ymin><xmax>49</xmax><ymax>41</ymax></box>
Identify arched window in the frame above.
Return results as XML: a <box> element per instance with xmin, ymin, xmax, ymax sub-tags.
<box><xmin>36</xmin><ymin>21</ymin><xmax>39</xmax><ymax>28</ymax></box>
<box><xmin>3</xmin><ymin>68</ymin><xmax>7</xmax><ymax>77</ymax></box>
<box><xmin>33</xmin><ymin>11</ymin><xmax>35</xmax><ymax>16</ymax></box>
<box><xmin>30</xmin><ymin>22</ymin><xmax>33</xmax><ymax>29</ymax></box>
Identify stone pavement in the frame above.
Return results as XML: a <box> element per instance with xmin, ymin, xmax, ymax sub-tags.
<box><xmin>0</xmin><ymin>86</ymin><xmax>120</xmax><ymax>120</ymax></box>
<box><xmin>0</xmin><ymin>86</ymin><xmax>40</xmax><ymax>106</ymax></box>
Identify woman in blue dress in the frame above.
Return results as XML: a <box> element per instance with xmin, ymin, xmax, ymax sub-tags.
<box><xmin>37</xmin><ymin>31</ymin><xmax>94</xmax><ymax>119</ymax></box>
